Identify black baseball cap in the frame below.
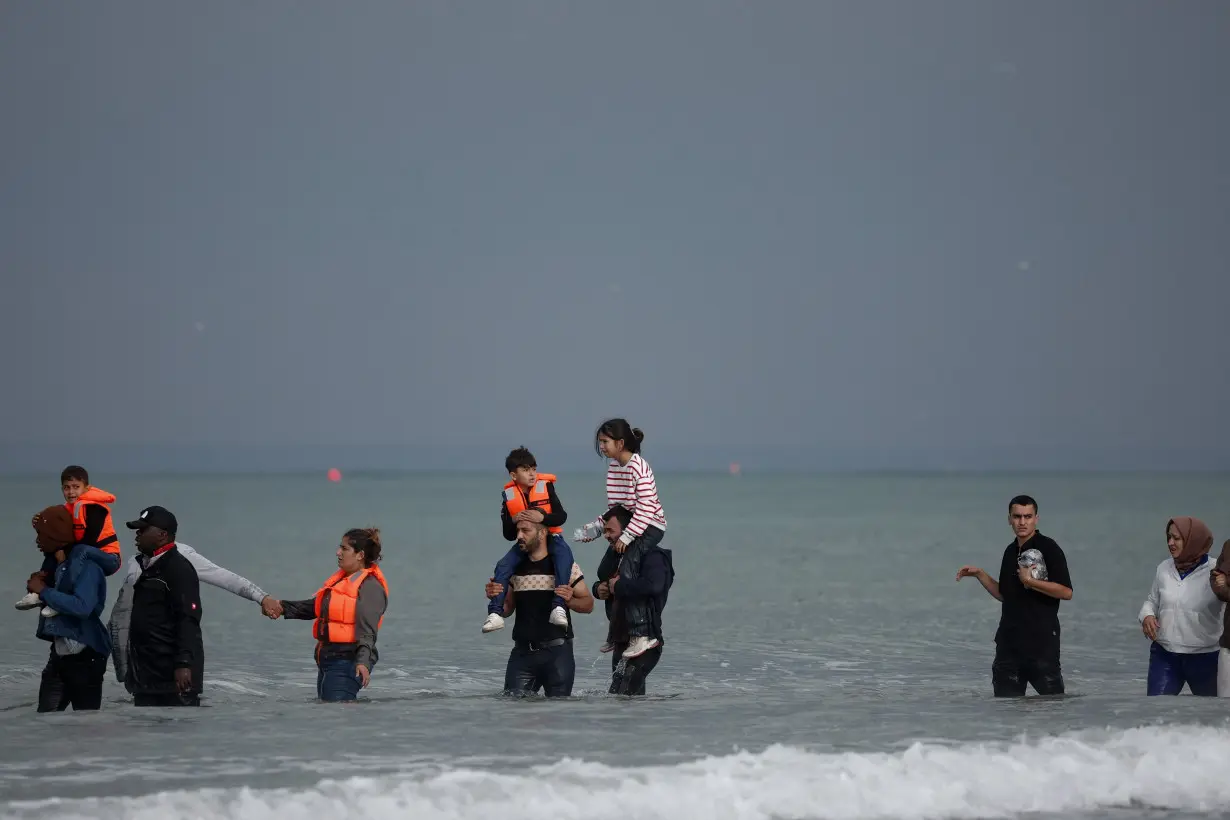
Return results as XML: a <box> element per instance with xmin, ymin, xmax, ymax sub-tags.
<box><xmin>125</xmin><ymin>505</ymin><xmax>178</xmax><ymax>536</ymax></box>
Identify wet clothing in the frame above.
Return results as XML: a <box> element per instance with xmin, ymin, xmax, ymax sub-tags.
<box><xmin>1138</xmin><ymin>556</ymin><xmax>1223</xmax><ymax>654</ymax></box>
<box><xmin>134</xmin><ymin>692</ymin><xmax>199</xmax><ymax>707</ymax></box>
<box><xmin>504</xmin><ymin>641</ymin><xmax>575</xmax><ymax>697</ymax></box>
<box><xmin>502</xmin><ymin>552</ymin><xmax>584</xmax><ymax>697</ymax></box>
<box><xmin>992</xmin><ymin>645</ymin><xmax>1064</xmax><ymax>697</ymax></box>
<box><xmin>597</xmin><ymin>542</ymin><xmax>673</xmax><ymax>694</ymax></box>
<box><xmin>994</xmin><ymin>533</ymin><xmax>1071</xmax><ymax>657</ymax></box>
<box><xmin>990</xmin><ymin>532</ymin><xmax>1071</xmax><ymax>696</ymax></box>
<box><xmin>317</xmin><ymin>657</ymin><xmax>363</xmax><ymax>702</ymax></box>
<box><xmin>125</xmin><ymin>546</ymin><xmax>204</xmax><ymax>701</ymax></box>
<box><xmin>108</xmin><ymin>542</ymin><xmax>265</xmax><ymax>683</ymax></box>
<box><xmin>490</xmin><ymin>535</ymin><xmax>575</xmax><ymax>615</ymax></box>
<box><xmin>37</xmin><ymin>646</ymin><xmax>107</xmax><ymax>712</ymax></box>
<box><xmin>282</xmin><ymin>573</ymin><xmax>387</xmax><ymax>671</ymax></box>
<box><xmin>1147</xmin><ymin>642</ymin><xmax>1219</xmax><ymax>696</ymax></box>
<box><xmin>1218</xmin><ymin>649</ymin><xmax>1230</xmax><ymax>697</ymax></box>
<box><xmin>609</xmin><ymin>645</ymin><xmax>662</xmax><ymax>696</ymax></box>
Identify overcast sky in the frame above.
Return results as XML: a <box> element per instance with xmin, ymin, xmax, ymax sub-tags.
<box><xmin>1</xmin><ymin>2</ymin><xmax>1227</xmax><ymax>472</ymax></box>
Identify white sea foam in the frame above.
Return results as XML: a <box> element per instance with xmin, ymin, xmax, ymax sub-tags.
<box><xmin>6</xmin><ymin>724</ymin><xmax>1230</xmax><ymax>819</ymax></box>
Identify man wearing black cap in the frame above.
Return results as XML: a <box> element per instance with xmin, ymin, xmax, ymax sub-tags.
<box><xmin>123</xmin><ymin>506</ymin><xmax>205</xmax><ymax>707</ymax></box>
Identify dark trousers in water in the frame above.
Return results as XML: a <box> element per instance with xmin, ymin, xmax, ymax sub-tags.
<box><xmin>992</xmin><ymin>644</ymin><xmax>1064</xmax><ymax>697</ymax></box>
<box><xmin>1146</xmin><ymin>642</ymin><xmax>1218</xmax><ymax>696</ymax></box>
<box><xmin>489</xmin><ymin>535</ymin><xmax>575</xmax><ymax>614</ymax></box>
<box><xmin>134</xmin><ymin>692</ymin><xmax>200</xmax><ymax>707</ymax></box>
<box><xmin>604</xmin><ymin>526</ymin><xmax>664</xmax><ymax>640</ymax></box>
<box><xmin>317</xmin><ymin>657</ymin><xmax>363</xmax><ymax>702</ymax></box>
<box><xmin>38</xmin><ymin>646</ymin><xmax>106</xmax><ymax>712</ymax></box>
<box><xmin>610</xmin><ymin>644</ymin><xmax>662</xmax><ymax>696</ymax></box>
<box><xmin>504</xmin><ymin>640</ymin><xmax>575</xmax><ymax>697</ymax></box>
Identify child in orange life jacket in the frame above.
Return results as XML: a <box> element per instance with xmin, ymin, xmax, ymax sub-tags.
<box><xmin>15</xmin><ymin>465</ymin><xmax>123</xmax><ymax>617</ymax></box>
<box><xmin>482</xmin><ymin>447</ymin><xmax>576</xmax><ymax>634</ymax></box>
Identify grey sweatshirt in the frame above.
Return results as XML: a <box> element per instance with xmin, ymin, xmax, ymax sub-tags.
<box><xmin>108</xmin><ymin>542</ymin><xmax>267</xmax><ymax>683</ymax></box>
<box><xmin>282</xmin><ymin>574</ymin><xmax>387</xmax><ymax>669</ymax></box>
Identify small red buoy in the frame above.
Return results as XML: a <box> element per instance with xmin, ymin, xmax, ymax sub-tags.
<box><xmin>327</xmin><ymin>468</ymin><xmax>342</xmax><ymax>482</ymax></box>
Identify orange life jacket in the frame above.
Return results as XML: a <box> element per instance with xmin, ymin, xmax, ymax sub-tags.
<box><xmin>503</xmin><ymin>472</ymin><xmax>562</xmax><ymax>534</ymax></box>
<box><xmin>312</xmin><ymin>564</ymin><xmax>390</xmax><ymax>648</ymax></box>
<box><xmin>67</xmin><ymin>486</ymin><xmax>120</xmax><ymax>557</ymax></box>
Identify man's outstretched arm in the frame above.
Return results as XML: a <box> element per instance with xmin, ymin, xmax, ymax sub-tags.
<box><xmin>956</xmin><ymin>566</ymin><xmax>1001</xmax><ymax>601</ymax></box>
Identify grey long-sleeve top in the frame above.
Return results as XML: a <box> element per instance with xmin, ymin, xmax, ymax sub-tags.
<box><xmin>282</xmin><ymin>574</ymin><xmax>387</xmax><ymax>669</ymax></box>
<box><xmin>108</xmin><ymin>542</ymin><xmax>267</xmax><ymax>683</ymax></box>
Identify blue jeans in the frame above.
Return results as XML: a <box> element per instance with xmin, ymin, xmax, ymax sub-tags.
<box><xmin>1147</xmin><ymin>642</ymin><xmax>1219</xmax><ymax>696</ymax></box>
<box><xmin>489</xmin><ymin>534</ymin><xmax>574</xmax><ymax>614</ymax></box>
<box><xmin>316</xmin><ymin>657</ymin><xmax>362</xmax><ymax>702</ymax></box>
<box><xmin>503</xmin><ymin>641</ymin><xmax>575</xmax><ymax>697</ymax></box>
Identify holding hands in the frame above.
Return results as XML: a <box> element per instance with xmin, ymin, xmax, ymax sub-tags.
<box><xmin>260</xmin><ymin>596</ymin><xmax>283</xmax><ymax>619</ymax></box>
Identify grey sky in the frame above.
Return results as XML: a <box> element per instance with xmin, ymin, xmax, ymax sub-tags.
<box><xmin>2</xmin><ymin>2</ymin><xmax>1227</xmax><ymax>472</ymax></box>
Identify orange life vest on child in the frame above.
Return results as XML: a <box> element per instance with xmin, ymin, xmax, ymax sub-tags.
<box><xmin>67</xmin><ymin>486</ymin><xmax>120</xmax><ymax>557</ymax></box>
<box><xmin>503</xmin><ymin>472</ymin><xmax>562</xmax><ymax>534</ymax></box>
<box><xmin>312</xmin><ymin>564</ymin><xmax>390</xmax><ymax>648</ymax></box>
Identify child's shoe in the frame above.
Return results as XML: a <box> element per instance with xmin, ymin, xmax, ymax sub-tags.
<box><xmin>622</xmin><ymin>636</ymin><xmax>660</xmax><ymax>659</ymax></box>
<box><xmin>14</xmin><ymin>592</ymin><xmax>42</xmax><ymax>611</ymax></box>
<box><xmin>599</xmin><ymin>641</ymin><xmax>616</xmax><ymax>653</ymax></box>
<box><xmin>482</xmin><ymin>613</ymin><xmax>504</xmax><ymax>633</ymax></box>
<box><xmin>41</xmin><ymin>606</ymin><xmax>58</xmax><ymax>618</ymax></box>
<box><xmin>548</xmin><ymin>606</ymin><xmax>568</xmax><ymax>627</ymax></box>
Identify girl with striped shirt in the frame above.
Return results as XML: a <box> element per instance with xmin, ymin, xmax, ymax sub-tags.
<box><xmin>574</xmin><ymin>418</ymin><xmax>667</xmax><ymax>659</ymax></box>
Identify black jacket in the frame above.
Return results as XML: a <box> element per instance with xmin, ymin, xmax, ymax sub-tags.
<box><xmin>126</xmin><ymin>546</ymin><xmax>205</xmax><ymax>695</ymax></box>
<box><xmin>599</xmin><ymin>544</ymin><xmax>675</xmax><ymax>643</ymax></box>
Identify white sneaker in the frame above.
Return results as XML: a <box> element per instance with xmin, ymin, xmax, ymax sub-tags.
<box><xmin>41</xmin><ymin>606</ymin><xmax>58</xmax><ymax>618</ymax></box>
<box><xmin>548</xmin><ymin>606</ymin><xmax>568</xmax><ymax>627</ymax></box>
<box><xmin>482</xmin><ymin>613</ymin><xmax>505</xmax><ymax>633</ymax></box>
<box><xmin>622</xmin><ymin>636</ymin><xmax>660</xmax><ymax>659</ymax></box>
<box><xmin>14</xmin><ymin>592</ymin><xmax>42</xmax><ymax>611</ymax></box>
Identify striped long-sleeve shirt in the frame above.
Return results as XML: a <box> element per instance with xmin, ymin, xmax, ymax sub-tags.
<box><xmin>595</xmin><ymin>455</ymin><xmax>668</xmax><ymax>546</ymax></box>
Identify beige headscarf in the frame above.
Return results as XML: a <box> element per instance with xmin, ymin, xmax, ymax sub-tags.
<box><xmin>1169</xmin><ymin>516</ymin><xmax>1214</xmax><ymax>573</ymax></box>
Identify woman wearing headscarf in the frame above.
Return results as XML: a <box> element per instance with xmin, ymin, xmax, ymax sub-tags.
<box><xmin>1138</xmin><ymin>516</ymin><xmax>1223</xmax><ymax>696</ymax></box>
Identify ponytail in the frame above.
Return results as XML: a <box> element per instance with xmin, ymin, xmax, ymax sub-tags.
<box><xmin>344</xmin><ymin>527</ymin><xmax>383</xmax><ymax>567</ymax></box>
<box><xmin>594</xmin><ymin>418</ymin><xmax>645</xmax><ymax>455</ymax></box>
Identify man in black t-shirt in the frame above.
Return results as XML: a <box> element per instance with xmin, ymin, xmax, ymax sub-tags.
<box><xmin>956</xmin><ymin>494</ymin><xmax>1074</xmax><ymax>697</ymax></box>
<box><xmin>485</xmin><ymin>518</ymin><xmax>594</xmax><ymax>697</ymax></box>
